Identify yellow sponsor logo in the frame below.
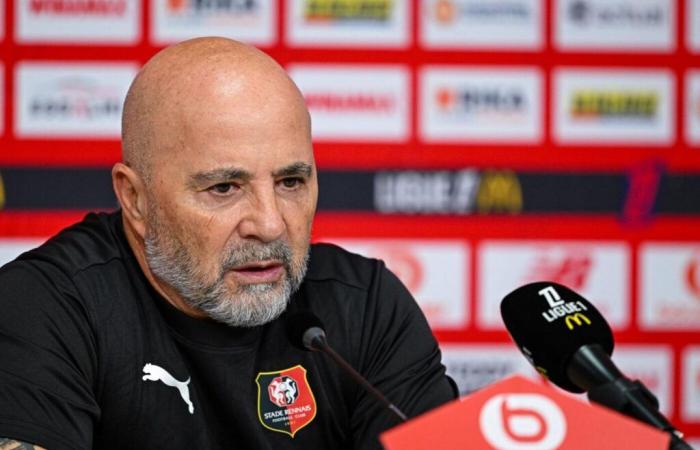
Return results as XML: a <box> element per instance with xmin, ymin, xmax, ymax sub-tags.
<box><xmin>304</xmin><ymin>0</ymin><xmax>392</xmax><ymax>21</ymax></box>
<box><xmin>0</xmin><ymin>171</ymin><xmax>5</xmax><ymax>210</ymax></box>
<box><xmin>565</xmin><ymin>312</ymin><xmax>591</xmax><ymax>330</ymax></box>
<box><xmin>571</xmin><ymin>90</ymin><xmax>658</xmax><ymax>119</ymax></box>
<box><xmin>475</xmin><ymin>170</ymin><xmax>522</xmax><ymax>214</ymax></box>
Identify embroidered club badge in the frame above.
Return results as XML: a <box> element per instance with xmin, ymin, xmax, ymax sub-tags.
<box><xmin>256</xmin><ymin>365</ymin><xmax>317</xmax><ymax>437</ymax></box>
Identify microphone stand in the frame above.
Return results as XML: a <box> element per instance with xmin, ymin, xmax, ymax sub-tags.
<box><xmin>307</xmin><ymin>332</ymin><xmax>408</xmax><ymax>423</ymax></box>
<box><xmin>568</xmin><ymin>344</ymin><xmax>693</xmax><ymax>450</ymax></box>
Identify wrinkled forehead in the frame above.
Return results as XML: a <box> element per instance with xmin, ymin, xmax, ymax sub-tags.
<box><xmin>122</xmin><ymin>39</ymin><xmax>312</xmax><ymax>180</ymax></box>
<box><xmin>163</xmin><ymin>67</ymin><xmax>311</xmax><ymax>147</ymax></box>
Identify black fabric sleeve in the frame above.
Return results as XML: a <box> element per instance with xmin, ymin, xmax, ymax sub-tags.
<box><xmin>350</xmin><ymin>261</ymin><xmax>458</xmax><ymax>450</ymax></box>
<box><xmin>0</xmin><ymin>261</ymin><xmax>99</xmax><ymax>450</ymax></box>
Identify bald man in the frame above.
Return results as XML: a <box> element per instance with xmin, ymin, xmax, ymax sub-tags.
<box><xmin>0</xmin><ymin>38</ymin><xmax>456</xmax><ymax>450</ymax></box>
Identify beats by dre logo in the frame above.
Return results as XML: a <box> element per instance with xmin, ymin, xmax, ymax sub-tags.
<box><xmin>479</xmin><ymin>393</ymin><xmax>566</xmax><ymax>450</ymax></box>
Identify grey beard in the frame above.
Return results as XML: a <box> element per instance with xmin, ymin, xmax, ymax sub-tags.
<box><xmin>144</xmin><ymin>232</ymin><xmax>308</xmax><ymax>328</ymax></box>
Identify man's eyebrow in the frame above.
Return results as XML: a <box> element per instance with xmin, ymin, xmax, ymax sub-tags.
<box><xmin>273</xmin><ymin>162</ymin><xmax>313</xmax><ymax>178</ymax></box>
<box><xmin>188</xmin><ymin>168</ymin><xmax>252</xmax><ymax>187</ymax></box>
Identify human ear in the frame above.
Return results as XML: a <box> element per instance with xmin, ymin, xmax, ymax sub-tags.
<box><xmin>112</xmin><ymin>162</ymin><xmax>147</xmax><ymax>239</ymax></box>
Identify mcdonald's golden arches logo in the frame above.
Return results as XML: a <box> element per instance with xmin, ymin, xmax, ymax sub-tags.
<box><xmin>475</xmin><ymin>170</ymin><xmax>523</xmax><ymax>214</ymax></box>
<box><xmin>565</xmin><ymin>313</ymin><xmax>591</xmax><ymax>330</ymax></box>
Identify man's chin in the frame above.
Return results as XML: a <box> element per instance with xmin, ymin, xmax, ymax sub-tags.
<box><xmin>197</xmin><ymin>283</ymin><xmax>291</xmax><ymax>328</ymax></box>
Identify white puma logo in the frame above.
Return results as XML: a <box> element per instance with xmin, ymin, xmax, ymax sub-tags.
<box><xmin>142</xmin><ymin>363</ymin><xmax>194</xmax><ymax>414</ymax></box>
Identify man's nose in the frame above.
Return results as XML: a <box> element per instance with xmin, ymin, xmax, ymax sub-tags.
<box><xmin>238</xmin><ymin>188</ymin><xmax>286</xmax><ymax>242</ymax></box>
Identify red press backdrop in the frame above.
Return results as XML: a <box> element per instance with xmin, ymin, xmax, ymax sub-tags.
<box><xmin>0</xmin><ymin>0</ymin><xmax>699</xmax><ymax>444</ymax></box>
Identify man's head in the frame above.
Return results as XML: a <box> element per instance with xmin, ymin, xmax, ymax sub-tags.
<box><xmin>112</xmin><ymin>37</ymin><xmax>317</xmax><ymax>328</ymax></box>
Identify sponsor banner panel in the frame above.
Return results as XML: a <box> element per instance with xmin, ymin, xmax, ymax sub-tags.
<box><xmin>151</xmin><ymin>0</ymin><xmax>276</xmax><ymax>46</ymax></box>
<box><xmin>371</xmin><ymin>169</ymin><xmax>524</xmax><ymax>215</ymax></box>
<box><xmin>440</xmin><ymin>343</ymin><xmax>538</xmax><ymax>395</ymax></box>
<box><xmin>286</xmin><ymin>0</ymin><xmax>410</xmax><ymax>48</ymax></box>
<box><xmin>554</xmin><ymin>0</ymin><xmax>675</xmax><ymax>52</ymax></box>
<box><xmin>15</xmin><ymin>0</ymin><xmax>141</xmax><ymax>43</ymax></box>
<box><xmin>689</xmin><ymin>0</ymin><xmax>700</xmax><ymax>53</ymax></box>
<box><xmin>613</xmin><ymin>345</ymin><xmax>673</xmax><ymax>415</ymax></box>
<box><xmin>682</xmin><ymin>346</ymin><xmax>700</xmax><ymax>422</ymax></box>
<box><xmin>639</xmin><ymin>243</ymin><xmax>700</xmax><ymax>330</ymax></box>
<box><xmin>420</xmin><ymin>66</ymin><xmax>543</xmax><ymax>143</ymax></box>
<box><xmin>0</xmin><ymin>238</ymin><xmax>46</xmax><ymax>267</ymax></box>
<box><xmin>14</xmin><ymin>62</ymin><xmax>138</xmax><ymax>139</ymax></box>
<box><xmin>478</xmin><ymin>240</ymin><xmax>630</xmax><ymax>330</ymax></box>
<box><xmin>687</xmin><ymin>70</ymin><xmax>700</xmax><ymax>146</ymax></box>
<box><xmin>327</xmin><ymin>238</ymin><xmax>469</xmax><ymax>329</ymax></box>
<box><xmin>0</xmin><ymin>167</ymin><xmax>116</xmax><ymax>210</ymax></box>
<box><xmin>553</xmin><ymin>68</ymin><xmax>675</xmax><ymax>145</ymax></box>
<box><xmin>5</xmin><ymin>166</ymin><xmax>700</xmax><ymax>215</ymax></box>
<box><xmin>288</xmin><ymin>65</ymin><xmax>410</xmax><ymax>142</ymax></box>
<box><xmin>420</xmin><ymin>0</ymin><xmax>542</xmax><ymax>50</ymax></box>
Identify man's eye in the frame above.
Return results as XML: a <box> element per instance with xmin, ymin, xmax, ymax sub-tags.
<box><xmin>281</xmin><ymin>177</ymin><xmax>303</xmax><ymax>189</ymax></box>
<box><xmin>209</xmin><ymin>183</ymin><xmax>235</xmax><ymax>195</ymax></box>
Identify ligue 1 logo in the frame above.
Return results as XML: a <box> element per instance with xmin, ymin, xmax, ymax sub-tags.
<box><xmin>479</xmin><ymin>393</ymin><xmax>566</xmax><ymax>450</ymax></box>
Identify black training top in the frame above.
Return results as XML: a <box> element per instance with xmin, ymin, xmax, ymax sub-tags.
<box><xmin>0</xmin><ymin>211</ymin><xmax>456</xmax><ymax>450</ymax></box>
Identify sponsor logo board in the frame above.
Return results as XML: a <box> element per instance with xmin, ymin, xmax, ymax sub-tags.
<box><xmin>613</xmin><ymin>345</ymin><xmax>673</xmax><ymax>415</ymax></box>
<box><xmin>420</xmin><ymin>0</ymin><xmax>542</xmax><ymax>50</ymax></box>
<box><xmin>689</xmin><ymin>0</ymin><xmax>700</xmax><ymax>53</ymax></box>
<box><xmin>682</xmin><ymin>346</ymin><xmax>700</xmax><ymax>422</ymax></box>
<box><xmin>0</xmin><ymin>239</ymin><xmax>45</xmax><ymax>267</ymax></box>
<box><xmin>15</xmin><ymin>0</ymin><xmax>140</xmax><ymax>43</ymax></box>
<box><xmin>420</xmin><ymin>66</ymin><xmax>542</xmax><ymax>143</ymax></box>
<box><xmin>478</xmin><ymin>240</ymin><xmax>630</xmax><ymax>330</ymax></box>
<box><xmin>286</xmin><ymin>0</ymin><xmax>409</xmax><ymax>47</ymax></box>
<box><xmin>440</xmin><ymin>344</ymin><xmax>539</xmax><ymax>395</ymax></box>
<box><xmin>288</xmin><ymin>65</ymin><xmax>409</xmax><ymax>142</ymax></box>
<box><xmin>639</xmin><ymin>243</ymin><xmax>700</xmax><ymax>330</ymax></box>
<box><xmin>150</xmin><ymin>0</ymin><xmax>275</xmax><ymax>45</ymax></box>
<box><xmin>329</xmin><ymin>238</ymin><xmax>469</xmax><ymax>329</ymax></box>
<box><xmin>553</xmin><ymin>68</ymin><xmax>674</xmax><ymax>145</ymax></box>
<box><xmin>555</xmin><ymin>0</ymin><xmax>675</xmax><ymax>51</ymax></box>
<box><xmin>15</xmin><ymin>62</ymin><xmax>137</xmax><ymax>138</ymax></box>
<box><xmin>686</xmin><ymin>70</ymin><xmax>700</xmax><ymax>146</ymax></box>
<box><xmin>373</xmin><ymin>169</ymin><xmax>523</xmax><ymax>215</ymax></box>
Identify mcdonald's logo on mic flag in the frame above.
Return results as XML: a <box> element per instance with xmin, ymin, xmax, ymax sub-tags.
<box><xmin>565</xmin><ymin>313</ymin><xmax>591</xmax><ymax>330</ymax></box>
<box><xmin>380</xmin><ymin>375</ymin><xmax>670</xmax><ymax>450</ymax></box>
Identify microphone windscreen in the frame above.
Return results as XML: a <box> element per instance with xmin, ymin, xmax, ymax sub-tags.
<box><xmin>500</xmin><ymin>281</ymin><xmax>614</xmax><ymax>393</ymax></box>
<box><xmin>285</xmin><ymin>310</ymin><xmax>326</xmax><ymax>351</ymax></box>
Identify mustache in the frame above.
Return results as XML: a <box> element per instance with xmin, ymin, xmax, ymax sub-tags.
<box><xmin>220</xmin><ymin>240</ymin><xmax>293</xmax><ymax>272</ymax></box>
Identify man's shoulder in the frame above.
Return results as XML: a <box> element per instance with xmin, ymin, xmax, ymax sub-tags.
<box><xmin>6</xmin><ymin>210</ymin><xmax>126</xmax><ymax>279</ymax></box>
<box><xmin>306</xmin><ymin>242</ymin><xmax>382</xmax><ymax>290</ymax></box>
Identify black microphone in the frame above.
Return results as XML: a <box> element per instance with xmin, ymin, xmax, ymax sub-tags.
<box><xmin>285</xmin><ymin>311</ymin><xmax>408</xmax><ymax>423</ymax></box>
<box><xmin>501</xmin><ymin>282</ymin><xmax>692</xmax><ymax>450</ymax></box>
